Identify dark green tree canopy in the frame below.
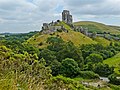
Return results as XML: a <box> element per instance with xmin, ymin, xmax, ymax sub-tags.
<box><xmin>85</xmin><ymin>53</ymin><xmax>103</xmax><ymax>64</ymax></box>
<box><xmin>60</xmin><ymin>58</ymin><xmax>80</xmax><ymax>77</ymax></box>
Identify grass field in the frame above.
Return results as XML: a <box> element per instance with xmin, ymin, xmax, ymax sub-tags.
<box><xmin>103</xmin><ymin>53</ymin><xmax>120</xmax><ymax>75</ymax></box>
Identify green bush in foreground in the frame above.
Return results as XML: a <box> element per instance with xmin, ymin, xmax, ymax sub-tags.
<box><xmin>45</xmin><ymin>75</ymin><xmax>86</xmax><ymax>90</ymax></box>
<box><xmin>60</xmin><ymin>58</ymin><xmax>80</xmax><ymax>77</ymax></box>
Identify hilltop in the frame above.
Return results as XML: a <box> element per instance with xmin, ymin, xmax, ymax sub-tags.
<box><xmin>27</xmin><ymin>21</ymin><xmax>97</xmax><ymax>48</ymax></box>
<box><xmin>27</xmin><ymin>21</ymin><xmax>120</xmax><ymax>48</ymax></box>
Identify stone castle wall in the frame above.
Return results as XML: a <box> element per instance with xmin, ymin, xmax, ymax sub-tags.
<box><xmin>62</xmin><ymin>10</ymin><xmax>73</xmax><ymax>24</ymax></box>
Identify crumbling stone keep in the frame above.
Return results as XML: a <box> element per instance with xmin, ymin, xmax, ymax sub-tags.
<box><xmin>62</xmin><ymin>10</ymin><xmax>73</xmax><ymax>24</ymax></box>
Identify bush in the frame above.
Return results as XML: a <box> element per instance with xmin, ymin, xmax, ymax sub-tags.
<box><xmin>85</xmin><ymin>53</ymin><xmax>103</xmax><ymax>64</ymax></box>
<box><xmin>108</xmin><ymin>74</ymin><xmax>120</xmax><ymax>85</ymax></box>
<box><xmin>78</xmin><ymin>71</ymin><xmax>99</xmax><ymax>79</ymax></box>
<box><xmin>39</xmin><ymin>42</ymin><xmax>43</xmax><ymax>46</ymax></box>
<box><xmin>57</xmin><ymin>29</ymin><xmax>62</xmax><ymax>32</ymax></box>
<box><xmin>45</xmin><ymin>75</ymin><xmax>85</xmax><ymax>90</ymax></box>
<box><xmin>94</xmin><ymin>63</ymin><xmax>114</xmax><ymax>77</ymax></box>
<box><xmin>60</xmin><ymin>58</ymin><xmax>80</xmax><ymax>78</ymax></box>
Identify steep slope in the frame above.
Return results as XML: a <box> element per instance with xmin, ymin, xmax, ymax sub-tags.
<box><xmin>74</xmin><ymin>21</ymin><xmax>120</xmax><ymax>35</ymax></box>
<box><xmin>103</xmin><ymin>53</ymin><xmax>120</xmax><ymax>75</ymax></box>
<box><xmin>93</xmin><ymin>37</ymin><xmax>110</xmax><ymax>46</ymax></box>
<box><xmin>27</xmin><ymin>22</ymin><xmax>97</xmax><ymax>48</ymax></box>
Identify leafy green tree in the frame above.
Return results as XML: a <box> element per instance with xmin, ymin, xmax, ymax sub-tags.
<box><xmin>60</xmin><ymin>58</ymin><xmax>80</xmax><ymax>77</ymax></box>
<box><xmin>78</xmin><ymin>71</ymin><xmax>99</xmax><ymax>79</ymax></box>
<box><xmin>47</xmin><ymin>37</ymin><xmax>64</xmax><ymax>45</ymax></box>
<box><xmin>23</xmin><ymin>44</ymin><xmax>39</xmax><ymax>55</ymax></box>
<box><xmin>100</xmin><ymin>50</ymin><xmax>114</xmax><ymax>59</ymax></box>
<box><xmin>94</xmin><ymin>63</ymin><xmax>114</xmax><ymax>77</ymax></box>
<box><xmin>108</xmin><ymin>74</ymin><xmax>120</xmax><ymax>85</ymax></box>
<box><xmin>57</xmin><ymin>41</ymin><xmax>84</xmax><ymax>68</ymax></box>
<box><xmin>47</xmin><ymin>37</ymin><xmax>64</xmax><ymax>52</ymax></box>
<box><xmin>50</xmin><ymin>60</ymin><xmax>61</xmax><ymax>76</ymax></box>
<box><xmin>84</xmin><ymin>62</ymin><xmax>94</xmax><ymax>71</ymax></box>
<box><xmin>85</xmin><ymin>53</ymin><xmax>103</xmax><ymax>64</ymax></box>
<box><xmin>39</xmin><ymin>49</ymin><xmax>56</xmax><ymax>65</ymax></box>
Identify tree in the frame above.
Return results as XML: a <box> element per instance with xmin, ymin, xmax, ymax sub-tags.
<box><xmin>39</xmin><ymin>49</ymin><xmax>56</xmax><ymax>65</ymax></box>
<box><xmin>78</xmin><ymin>71</ymin><xmax>99</xmax><ymax>79</ymax></box>
<box><xmin>47</xmin><ymin>37</ymin><xmax>64</xmax><ymax>52</ymax></box>
<box><xmin>60</xmin><ymin>58</ymin><xmax>80</xmax><ymax>77</ymax></box>
<box><xmin>94</xmin><ymin>63</ymin><xmax>114</xmax><ymax>77</ymax></box>
<box><xmin>50</xmin><ymin>60</ymin><xmax>61</xmax><ymax>76</ymax></box>
<box><xmin>80</xmin><ymin>44</ymin><xmax>104</xmax><ymax>59</ymax></box>
<box><xmin>85</xmin><ymin>53</ymin><xmax>103</xmax><ymax>64</ymax></box>
<box><xmin>57</xmin><ymin>41</ymin><xmax>84</xmax><ymax>68</ymax></box>
<box><xmin>108</xmin><ymin>74</ymin><xmax>120</xmax><ymax>85</ymax></box>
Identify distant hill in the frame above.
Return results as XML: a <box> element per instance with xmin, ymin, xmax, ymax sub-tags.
<box><xmin>74</xmin><ymin>21</ymin><xmax>120</xmax><ymax>35</ymax></box>
<box><xmin>109</xmin><ymin>25</ymin><xmax>120</xmax><ymax>31</ymax></box>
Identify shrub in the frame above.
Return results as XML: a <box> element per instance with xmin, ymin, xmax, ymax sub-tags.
<box><xmin>45</xmin><ymin>75</ymin><xmax>85</xmax><ymax>90</ymax></box>
<box><xmin>108</xmin><ymin>74</ymin><xmax>120</xmax><ymax>85</ymax></box>
<box><xmin>94</xmin><ymin>63</ymin><xmax>114</xmax><ymax>77</ymax></box>
<box><xmin>39</xmin><ymin>42</ymin><xmax>43</xmax><ymax>46</ymax></box>
<box><xmin>60</xmin><ymin>58</ymin><xmax>80</xmax><ymax>78</ymax></box>
<box><xmin>85</xmin><ymin>53</ymin><xmax>103</xmax><ymax>64</ymax></box>
<box><xmin>78</xmin><ymin>71</ymin><xmax>99</xmax><ymax>79</ymax></box>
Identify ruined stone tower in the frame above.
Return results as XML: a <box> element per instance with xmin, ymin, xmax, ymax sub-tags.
<box><xmin>62</xmin><ymin>10</ymin><xmax>73</xmax><ymax>24</ymax></box>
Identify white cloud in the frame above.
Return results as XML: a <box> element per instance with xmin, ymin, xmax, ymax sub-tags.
<box><xmin>0</xmin><ymin>0</ymin><xmax>120</xmax><ymax>33</ymax></box>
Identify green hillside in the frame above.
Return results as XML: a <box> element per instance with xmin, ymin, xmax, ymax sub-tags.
<box><xmin>74</xmin><ymin>21</ymin><xmax>120</xmax><ymax>34</ymax></box>
<box><xmin>93</xmin><ymin>36</ymin><xmax>110</xmax><ymax>46</ymax></box>
<box><xmin>27</xmin><ymin>21</ymin><xmax>120</xmax><ymax>48</ymax></box>
<box><xmin>109</xmin><ymin>25</ymin><xmax>120</xmax><ymax>31</ymax></box>
<box><xmin>27</xmin><ymin>22</ymin><xmax>97</xmax><ymax>48</ymax></box>
<box><xmin>103</xmin><ymin>53</ymin><xmax>120</xmax><ymax>75</ymax></box>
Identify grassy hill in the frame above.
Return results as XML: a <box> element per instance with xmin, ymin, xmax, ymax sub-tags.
<box><xmin>103</xmin><ymin>53</ymin><xmax>120</xmax><ymax>75</ymax></box>
<box><xmin>74</xmin><ymin>21</ymin><xmax>120</xmax><ymax>35</ymax></box>
<box><xmin>109</xmin><ymin>25</ymin><xmax>120</xmax><ymax>31</ymax></box>
<box><xmin>27</xmin><ymin>21</ymin><xmax>120</xmax><ymax>48</ymax></box>
<box><xmin>93</xmin><ymin>36</ymin><xmax>110</xmax><ymax>46</ymax></box>
<box><xmin>27</xmin><ymin>22</ymin><xmax>97</xmax><ymax>48</ymax></box>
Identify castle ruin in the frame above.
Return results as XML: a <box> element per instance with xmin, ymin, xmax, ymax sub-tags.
<box><xmin>41</xmin><ymin>10</ymin><xmax>73</xmax><ymax>34</ymax></box>
<box><xmin>62</xmin><ymin>10</ymin><xmax>73</xmax><ymax>24</ymax></box>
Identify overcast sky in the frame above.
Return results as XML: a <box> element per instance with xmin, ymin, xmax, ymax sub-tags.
<box><xmin>0</xmin><ymin>0</ymin><xmax>120</xmax><ymax>33</ymax></box>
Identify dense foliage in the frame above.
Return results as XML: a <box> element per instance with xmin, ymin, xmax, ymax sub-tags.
<box><xmin>1</xmin><ymin>33</ymin><xmax>120</xmax><ymax>89</ymax></box>
<box><xmin>108</xmin><ymin>74</ymin><xmax>120</xmax><ymax>85</ymax></box>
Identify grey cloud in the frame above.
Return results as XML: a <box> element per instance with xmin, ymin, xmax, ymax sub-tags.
<box><xmin>63</xmin><ymin>0</ymin><xmax>120</xmax><ymax>15</ymax></box>
<box><xmin>0</xmin><ymin>0</ymin><xmax>62</xmax><ymax>33</ymax></box>
<box><xmin>0</xmin><ymin>0</ymin><xmax>120</xmax><ymax>33</ymax></box>
<box><xmin>63</xmin><ymin>0</ymin><xmax>104</xmax><ymax>6</ymax></box>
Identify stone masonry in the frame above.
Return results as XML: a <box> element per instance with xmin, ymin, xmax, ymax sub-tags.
<box><xmin>41</xmin><ymin>10</ymin><xmax>72</xmax><ymax>34</ymax></box>
<box><xmin>62</xmin><ymin>10</ymin><xmax>73</xmax><ymax>24</ymax></box>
